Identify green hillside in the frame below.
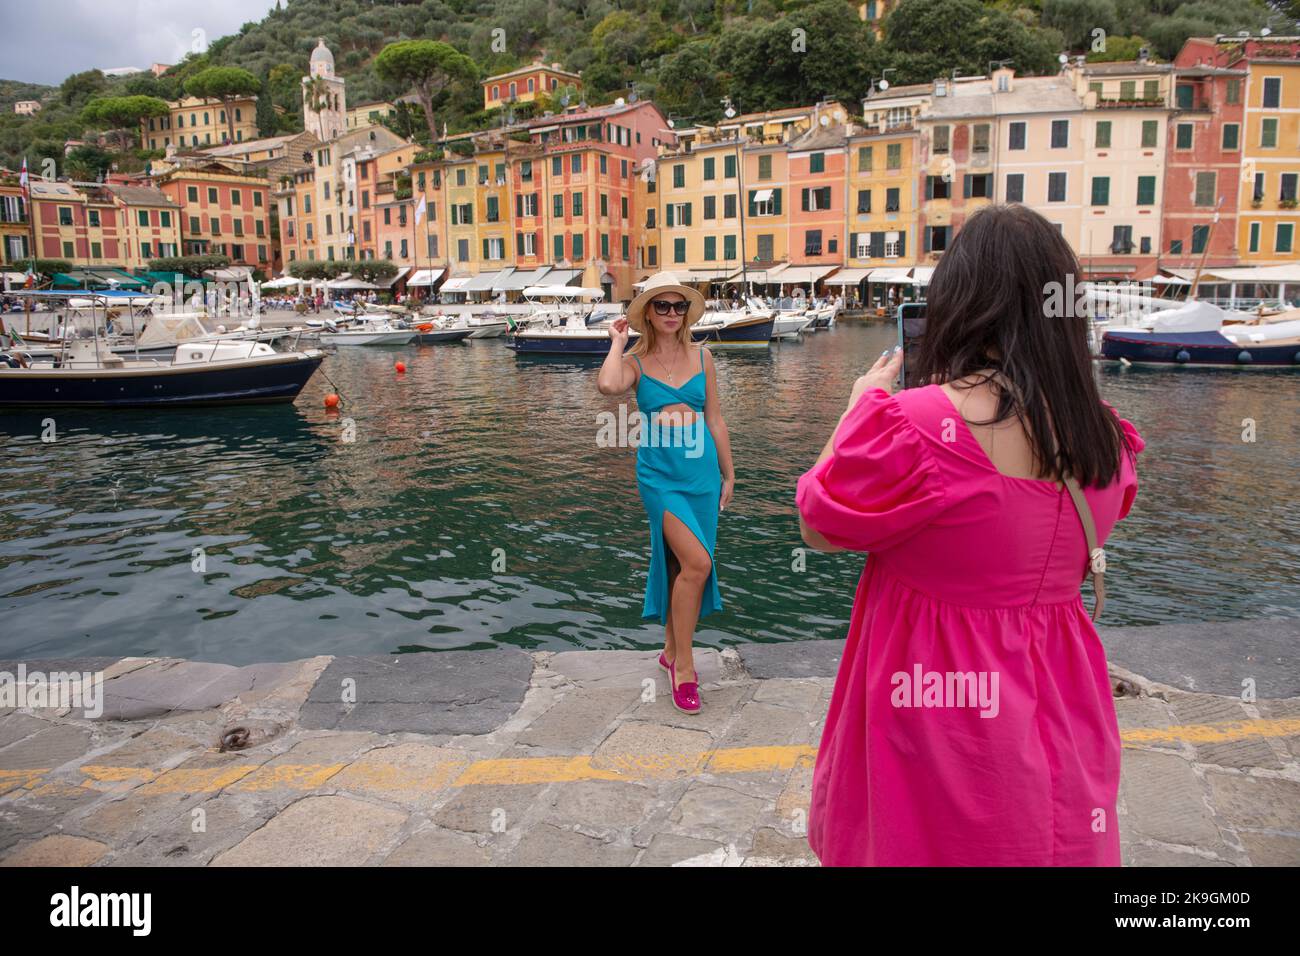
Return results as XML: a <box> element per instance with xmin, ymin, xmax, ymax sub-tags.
<box><xmin>0</xmin><ymin>0</ymin><xmax>1290</xmax><ymax>175</ymax></box>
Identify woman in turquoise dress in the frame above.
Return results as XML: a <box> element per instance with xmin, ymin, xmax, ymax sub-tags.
<box><xmin>597</xmin><ymin>272</ymin><xmax>735</xmax><ymax>713</ymax></box>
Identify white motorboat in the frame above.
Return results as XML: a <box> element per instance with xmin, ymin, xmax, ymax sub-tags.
<box><xmin>318</xmin><ymin>315</ymin><xmax>415</xmax><ymax>346</ymax></box>
<box><xmin>771</xmin><ymin>310</ymin><xmax>814</xmax><ymax>339</ymax></box>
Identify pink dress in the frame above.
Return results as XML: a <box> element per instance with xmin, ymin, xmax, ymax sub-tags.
<box><xmin>795</xmin><ymin>384</ymin><xmax>1143</xmax><ymax>866</ymax></box>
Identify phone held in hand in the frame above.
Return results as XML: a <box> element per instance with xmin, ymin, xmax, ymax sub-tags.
<box><xmin>896</xmin><ymin>302</ymin><xmax>927</xmax><ymax>389</ymax></box>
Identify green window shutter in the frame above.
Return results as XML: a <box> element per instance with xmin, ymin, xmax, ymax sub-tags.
<box><xmin>516</xmin><ymin>232</ymin><xmax>524</xmax><ymax>255</ymax></box>
<box><xmin>673</xmin><ymin>164</ymin><xmax>684</xmax><ymax>187</ymax></box>
<box><xmin>1096</xmin><ymin>121</ymin><xmax>1111</xmax><ymax>148</ymax></box>
<box><xmin>1091</xmin><ymin>177</ymin><xmax>1109</xmax><ymax>206</ymax></box>
<box><xmin>1142</xmin><ymin>120</ymin><xmax>1158</xmax><ymax>148</ymax></box>
<box><xmin>724</xmin><ymin>154</ymin><xmax>736</xmax><ymax>178</ymax></box>
<box><xmin>810</xmin><ymin>153</ymin><xmax>824</xmax><ymax>173</ymax></box>
<box><xmin>1137</xmin><ymin>176</ymin><xmax>1155</xmax><ymax>206</ymax></box>
<box><xmin>674</xmin><ymin>237</ymin><xmax>685</xmax><ymax>262</ymax></box>
<box><xmin>748</xmin><ymin>190</ymin><xmax>757</xmax><ymax>218</ymax></box>
<box><xmin>772</xmin><ymin>188</ymin><xmax>781</xmax><ymax>215</ymax></box>
<box><xmin>820</xmin><ymin>186</ymin><xmax>831</xmax><ymax>208</ymax></box>
<box><xmin>683</xmin><ymin>203</ymin><xmax>692</xmax><ymax>226</ymax></box>
<box><xmin>573</xmin><ymin>233</ymin><xmax>583</xmax><ymax>258</ymax></box>
<box><xmin>554</xmin><ymin>195</ymin><xmax>563</xmax><ymax>218</ymax></box>
<box><xmin>703</xmin><ymin>157</ymin><xmax>714</xmax><ymax>180</ymax></box>
<box><xmin>1261</xmin><ymin>118</ymin><xmax>1278</xmax><ymax>148</ymax></box>
<box><xmin>1222</xmin><ymin>125</ymin><xmax>1239</xmax><ymax>150</ymax></box>
<box><xmin>666</xmin><ymin>204</ymin><xmax>674</xmax><ymax>227</ymax></box>
<box><xmin>601</xmin><ymin>233</ymin><xmax>609</xmax><ymax>258</ymax></box>
<box><xmin>1176</xmin><ymin>124</ymin><xmax>1192</xmax><ymax>149</ymax></box>
<box><xmin>848</xmin><ymin>231</ymin><xmax>858</xmax><ymax>256</ymax></box>
<box><xmin>801</xmin><ymin>188</ymin><xmax>810</xmax><ymax>211</ymax></box>
<box><xmin>723</xmin><ymin>235</ymin><xmax>735</xmax><ymax>260</ymax></box>
<box><xmin>554</xmin><ymin>234</ymin><xmax>564</xmax><ymax>260</ymax></box>
<box><xmin>482</xmin><ymin>238</ymin><xmax>490</xmax><ymax>259</ymax></box>
<box><xmin>704</xmin><ymin>236</ymin><xmax>716</xmax><ymax>260</ymax></box>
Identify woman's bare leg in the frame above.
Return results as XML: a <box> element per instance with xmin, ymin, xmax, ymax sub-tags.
<box><xmin>662</xmin><ymin>511</ymin><xmax>711</xmax><ymax>684</ymax></box>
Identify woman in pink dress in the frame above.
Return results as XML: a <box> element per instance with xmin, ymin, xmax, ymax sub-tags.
<box><xmin>796</xmin><ymin>205</ymin><xmax>1144</xmax><ymax>866</ymax></box>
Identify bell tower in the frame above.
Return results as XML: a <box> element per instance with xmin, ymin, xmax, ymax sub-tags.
<box><xmin>303</xmin><ymin>38</ymin><xmax>346</xmax><ymax>141</ymax></box>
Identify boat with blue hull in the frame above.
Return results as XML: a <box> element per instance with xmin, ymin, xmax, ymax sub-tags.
<box><xmin>1101</xmin><ymin>328</ymin><xmax>1300</xmax><ymax>367</ymax></box>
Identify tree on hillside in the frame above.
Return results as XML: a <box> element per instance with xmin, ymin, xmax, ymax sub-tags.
<box><xmin>80</xmin><ymin>95</ymin><xmax>170</xmax><ymax>152</ymax></box>
<box><xmin>59</xmin><ymin>70</ymin><xmax>107</xmax><ymax>109</ymax></box>
<box><xmin>184</xmin><ymin>66</ymin><xmax>262</xmax><ymax>144</ymax></box>
<box><xmin>374</xmin><ymin>40</ymin><xmax>478</xmax><ymax>144</ymax></box>
<box><xmin>882</xmin><ymin>0</ymin><xmax>1062</xmax><ymax>84</ymax></box>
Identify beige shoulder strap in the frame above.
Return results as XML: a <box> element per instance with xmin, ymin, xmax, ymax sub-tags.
<box><xmin>985</xmin><ymin>370</ymin><xmax>1106</xmax><ymax>621</ymax></box>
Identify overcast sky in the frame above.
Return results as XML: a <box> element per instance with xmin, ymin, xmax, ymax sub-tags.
<box><xmin>2</xmin><ymin>0</ymin><xmax>279</xmax><ymax>85</ymax></box>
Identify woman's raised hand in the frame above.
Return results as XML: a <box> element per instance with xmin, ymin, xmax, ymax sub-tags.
<box><xmin>608</xmin><ymin>317</ymin><xmax>630</xmax><ymax>348</ymax></box>
<box><xmin>847</xmin><ymin>347</ymin><xmax>904</xmax><ymax>409</ymax></box>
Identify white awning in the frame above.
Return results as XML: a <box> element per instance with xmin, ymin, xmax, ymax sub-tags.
<box><xmin>543</xmin><ymin>268</ymin><xmax>583</xmax><ymax>286</ymax></box>
<box><xmin>773</xmin><ymin>264</ymin><xmax>836</xmax><ymax>285</ymax></box>
<box><xmin>752</xmin><ymin>188</ymin><xmax>773</xmax><ymax>203</ymax></box>
<box><xmin>463</xmin><ymin>270</ymin><xmax>503</xmax><ymax>292</ymax></box>
<box><xmin>204</xmin><ymin>266</ymin><xmax>253</xmax><ymax>282</ymax></box>
<box><xmin>440</xmin><ymin>276</ymin><xmax>472</xmax><ymax>292</ymax></box>
<box><xmin>1152</xmin><ymin>272</ymin><xmax>1191</xmax><ymax>285</ymax></box>
<box><xmin>910</xmin><ymin>266</ymin><xmax>935</xmax><ymax>285</ymax></box>
<box><xmin>824</xmin><ymin>268</ymin><xmax>870</xmax><ymax>286</ymax></box>
<box><xmin>326</xmin><ymin>276</ymin><xmax>376</xmax><ymax>290</ymax></box>
<box><xmin>1195</xmin><ymin>264</ymin><xmax>1300</xmax><ymax>284</ymax></box>
<box><xmin>688</xmin><ymin>267</ymin><xmax>734</xmax><ymax>282</ymax></box>
<box><xmin>496</xmin><ymin>266</ymin><xmax>552</xmax><ymax>291</ymax></box>
<box><xmin>260</xmin><ymin>275</ymin><xmax>300</xmax><ymax>289</ymax></box>
<box><xmin>868</xmin><ymin>267</ymin><xmax>912</xmax><ymax>283</ymax></box>
<box><xmin>523</xmin><ymin>285</ymin><xmax>604</xmax><ymax>300</ymax></box>
<box><xmin>489</xmin><ymin>267</ymin><xmax>517</xmax><ymax>292</ymax></box>
<box><xmin>406</xmin><ymin>268</ymin><xmax>445</xmax><ymax>287</ymax></box>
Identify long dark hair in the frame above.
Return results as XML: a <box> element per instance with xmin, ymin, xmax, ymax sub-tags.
<box><xmin>914</xmin><ymin>204</ymin><xmax>1131</xmax><ymax>487</ymax></box>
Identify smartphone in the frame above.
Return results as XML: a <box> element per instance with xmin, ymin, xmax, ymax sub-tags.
<box><xmin>896</xmin><ymin>302</ymin><xmax>927</xmax><ymax>389</ymax></box>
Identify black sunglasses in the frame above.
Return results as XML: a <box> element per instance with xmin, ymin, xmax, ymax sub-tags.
<box><xmin>650</xmin><ymin>299</ymin><xmax>690</xmax><ymax>316</ymax></box>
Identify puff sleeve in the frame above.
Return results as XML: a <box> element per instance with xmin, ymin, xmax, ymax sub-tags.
<box><xmin>796</xmin><ymin>388</ymin><xmax>947</xmax><ymax>552</ymax></box>
<box><xmin>1115</xmin><ymin>413</ymin><xmax>1145</xmax><ymax>521</ymax></box>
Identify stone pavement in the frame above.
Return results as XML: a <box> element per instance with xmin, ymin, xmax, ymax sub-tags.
<box><xmin>0</xmin><ymin>622</ymin><xmax>1297</xmax><ymax>867</ymax></box>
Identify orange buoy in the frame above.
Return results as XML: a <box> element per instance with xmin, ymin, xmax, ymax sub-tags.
<box><xmin>395</xmin><ymin>361</ymin><xmax>406</xmax><ymax>374</ymax></box>
<box><xmin>324</xmin><ymin>393</ymin><xmax>340</xmax><ymax>409</ymax></box>
<box><xmin>415</xmin><ymin>323</ymin><xmax>433</xmax><ymax>332</ymax></box>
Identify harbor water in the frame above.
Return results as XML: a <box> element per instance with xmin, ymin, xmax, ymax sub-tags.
<box><xmin>1</xmin><ymin>321</ymin><xmax>1296</xmax><ymax>665</ymax></box>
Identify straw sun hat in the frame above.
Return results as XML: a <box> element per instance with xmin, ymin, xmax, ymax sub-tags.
<box><xmin>625</xmin><ymin>271</ymin><xmax>707</xmax><ymax>332</ymax></box>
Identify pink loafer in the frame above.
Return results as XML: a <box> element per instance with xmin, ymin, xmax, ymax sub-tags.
<box><xmin>658</xmin><ymin>651</ymin><xmax>673</xmax><ymax>674</ymax></box>
<box><xmin>668</xmin><ymin>665</ymin><xmax>701</xmax><ymax>714</ymax></box>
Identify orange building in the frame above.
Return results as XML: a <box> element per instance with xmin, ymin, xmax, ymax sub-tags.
<box><xmin>155</xmin><ymin>161</ymin><xmax>273</xmax><ymax>275</ymax></box>
<box><xmin>483</xmin><ymin>62</ymin><xmax>581</xmax><ymax>110</ymax></box>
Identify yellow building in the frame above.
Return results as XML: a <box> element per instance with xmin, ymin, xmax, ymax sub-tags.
<box><xmin>483</xmin><ymin>62</ymin><xmax>582</xmax><ymax>111</ymax></box>
<box><xmin>742</xmin><ymin>142</ymin><xmax>790</xmax><ymax>269</ymax></box>
<box><xmin>842</xmin><ymin>125</ymin><xmax>919</xmax><ymax>295</ymax></box>
<box><xmin>658</xmin><ymin>139</ymin><xmax>747</xmax><ymax>285</ymax></box>
<box><xmin>346</xmin><ymin>101</ymin><xmax>397</xmax><ymax>131</ymax></box>
<box><xmin>633</xmin><ymin>157</ymin><xmax>660</xmax><ymax>272</ymax></box>
<box><xmin>142</xmin><ymin>95</ymin><xmax>259</xmax><ymax>150</ymax></box>
<box><xmin>1232</xmin><ymin>39</ymin><xmax>1300</xmax><ymax>263</ymax></box>
<box><xmin>442</xmin><ymin>153</ymin><xmax>480</xmax><ymax>277</ymax></box>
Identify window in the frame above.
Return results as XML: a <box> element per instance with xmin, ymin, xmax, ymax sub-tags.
<box><xmin>972</xmin><ymin>124</ymin><xmax>989</xmax><ymax>153</ymax></box>
<box><xmin>1261</xmin><ymin>118</ymin><xmax>1278</xmax><ymax>149</ymax></box>
<box><xmin>1111</xmin><ymin>225</ymin><xmax>1133</xmax><ymax>254</ymax></box>
<box><xmin>91</xmin><ymin>241</ymin><xmax>101</xmax><ymax>259</ymax></box>
<box><xmin>486</xmin><ymin>196</ymin><xmax>499</xmax><ymax>222</ymax></box>
<box><xmin>1142</xmin><ymin>120</ymin><xmax>1158</xmax><ymax>148</ymax></box>
<box><xmin>62</xmin><ymin>240</ymin><xmax>74</xmax><ymax>258</ymax></box>
<box><xmin>621</xmin><ymin>196</ymin><xmax>628</xmax><ymax>220</ymax></box>
<box><xmin>925</xmin><ymin>225</ymin><xmax>951</xmax><ymax>252</ymax></box>
<box><xmin>189</xmin><ymin>215</ymin><xmax>200</xmax><ymax>233</ymax></box>
<box><xmin>458</xmin><ymin>238</ymin><xmax>470</xmax><ymax>262</ymax></box>
<box><xmin>703</xmin><ymin>196</ymin><xmax>716</xmax><ymax>220</ymax></box>
<box><xmin>1005</xmin><ymin>173</ymin><xmax>1024</xmax><ymax>203</ymax></box>
<box><xmin>552</xmin><ymin>156</ymin><xmax>562</xmax><ymax>177</ymax></box>
<box><xmin>801</xmin><ymin>186</ymin><xmax>832</xmax><ymax>210</ymax></box>
<box><xmin>1144</xmin><ymin>79</ymin><xmax>1159</xmax><ymax>101</ymax></box>
<box><xmin>483</xmin><ymin>237</ymin><xmax>504</xmax><ymax>260</ymax></box>
<box><xmin>703</xmin><ymin>157</ymin><xmax>715</xmax><ymax>180</ymax></box>
<box><xmin>646</xmin><ymin>207</ymin><xmax>656</xmax><ymax>229</ymax></box>
<box><xmin>211</xmin><ymin>216</ymin><xmax>220</xmax><ymax>234</ymax></box>
<box><xmin>724</xmin><ymin>154</ymin><xmax>736</xmax><ymax>179</ymax></box>
<box><xmin>752</xmin><ymin>188</ymin><xmax>780</xmax><ymax>216</ymax></box>
<box><xmin>810</xmin><ymin>152</ymin><xmax>825</xmax><ymax>173</ymax></box>
<box><xmin>1008</xmin><ymin>121</ymin><xmax>1026</xmax><ymax>151</ymax></box>
<box><xmin>720</xmin><ymin>234</ymin><xmax>734</xmax><ymax>260</ymax></box>
<box><xmin>1120</xmin><ymin>80</ymin><xmax>1136</xmax><ymax>102</ymax></box>
<box><xmin>138</xmin><ymin>210</ymin><xmax>149</xmax><ymax>227</ymax></box>
<box><xmin>1169</xmin><ymin>238</ymin><xmax>1182</xmax><ymax>255</ymax></box>
<box><xmin>757</xmin><ymin>234</ymin><xmax>774</xmax><ymax>261</ymax></box>
<box><xmin>1050</xmin><ymin>119</ymin><xmax>1069</xmax><ymax>149</ymax></box>
<box><xmin>622</xmin><ymin>235</ymin><xmax>629</xmax><ymax>261</ymax></box>
<box><xmin>553</xmin><ymin>194</ymin><xmax>563</xmax><ymax>218</ymax></box>
<box><xmin>187</xmin><ymin>185</ymin><xmax>198</xmax><ymax>202</ymax></box>
<box><xmin>673</xmin><ymin>237</ymin><xmax>685</xmax><ymax>263</ymax></box>
<box><xmin>520</xmin><ymin>192</ymin><xmax>538</xmax><ymax>218</ymax></box>
<box><xmin>599</xmin><ymin>193</ymin><xmax>608</xmax><ymax>218</ymax></box>
<box><xmin>141</xmin><ymin>242</ymin><xmax>152</xmax><ymax>259</ymax></box>
<box><xmin>161</xmin><ymin>210</ymin><xmax>171</xmax><ymax>228</ymax></box>
<box><xmin>1248</xmin><ymin>221</ymin><xmax>1261</xmax><ymax>253</ymax></box>
<box><xmin>887</xmin><ymin>143</ymin><xmax>901</xmax><ymax>169</ymax></box>
<box><xmin>703</xmin><ymin>236</ymin><xmax>716</xmax><ymax>261</ymax></box>
<box><xmin>964</xmin><ymin>174</ymin><xmax>992</xmax><ymax>199</ymax></box>
<box><xmin>88</xmin><ymin>209</ymin><xmax>100</xmax><ymax>227</ymax></box>
<box><xmin>673</xmin><ymin>164</ymin><xmax>685</xmax><ymax>188</ymax></box>
<box><xmin>758</xmin><ymin>154</ymin><xmax>772</xmax><ymax>180</ymax></box>
<box><xmin>723</xmin><ymin>194</ymin><xmax>736</xmax><ymax>219</ymax></box>
<box><xmin>599</xmin><ymin>155</ymin><xmax>607</xmax><ymax>175</ymax></box>
<box><xmin>804</xmin><ymin>229</ymin><xmax>822</xmax><ymax>256</ymax></box>
<box><xmin>58</xmin><ymin>206</ymin><xmax>73</xmax><ymax>226</ymax></box>
<box><xmin>1278</xmin><ymin>223</ymin><xmax>1295</xmax><ymax>254</ymax></box>
<box><xmin>925</xmin><ymin>176</ymin><xmax>950</xmax><ymax>200</ymax></box>
<box><xmin>572</xmin><ymin>193</ymin><xmax>583</xmax><ymax>217</ymax></box>
<box><xmin>885</xmin><ymin>187</ymin><xmax>899</xmax><ymax>212</ymax></box>
<box><xmin>553</xmin><ymin>234</ymin><xmax>564</xmax><ymax>261</ymax></box>
<box><xmin>1095</xmin><ymin>120</ymin><xmax>1111</xmax><ymax>149</ymax></box>
<box><xmin>1090</xmin><ymin>177</ymin><xmax>1110</xmax><ymax>206</ymax></box>
<box><xmin>1222</xmin><ymin>124</ymin><xmax>1239</xmax><ymax>151</ymax></box>
<box><xmin>231</xmin><ymin>190</ymin><xmax>241</xmax><ymax>206</ymax></box>
<box><xmin>1047</xmin><ymin>172</ymin><xmax>1067</xmax><ymax>203</ymax></box>
<box><xmin>1226</xmin><ymin>79</ymin><xmax>1241</xmax><ymax>104</ymax></box>
<box><xmin>1175</xmin><ymin>124</ymin><xmax>1193</xmax><ymax>150</ymax></box>
<box><xmin>646</xmin><ymin>244</ymin><xmax>657</xmax><ymax>266</ymax></box>
<box><xmin>666</xmin><ymin>201</ymin><xmax>689</xmax><ymax>226</ymax></box>
<box><xmin>1262</xmin><ymin>77</ymin><xmax>1281</xmax><ymax>109</ymax></box>
<box><xmin>858</xmin><ymin>146</ymin><xmax>872</xmax><ymax>172</ymax></box>
<box><xmin>857</xmin><ymin>189</ymin><xmax>871</xmax><ymax>214</ymax></box>
<box><xmin>1194</xmin><ymin>171</ymin><xmax>1216</xmax><ymax>208</ymax></box>
<box><xmin>1136</xmin><ymin>175</ymin><xmax>1156</xmax><ymax>206</ymax></box>
<box><xmin>932</xmin><ymin>125</ymin><xmax>949</xmax><ymax>154</ymax></box>
<box><xmin>1281</xmin><ymin>173</ymin><xmax>1297</xmax><ymax>203</ymax></box>
<box><xmin>1191</xmin><ymin>224</ymin><xmax>1209</xmax><ymax>254</ymax></box>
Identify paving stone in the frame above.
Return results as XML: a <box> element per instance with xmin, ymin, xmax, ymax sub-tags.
<box><xmin>635</xmin><ymin>832</ymin><xmax>725</xmax><ymax>867</ymax></box>
<box><xmin>211</xmin><ymin>795</ymin><xmax>408</xmax><ymax>866</ymax></box>
<box><xmin>0</xmin><ymin>723</ymin><xmax>93</xmax><ymax>770</ymax></box>
<box><xmin>1204</xmin><ymin>772</ymin><xmax>1300</xmax><ymax>832</ymax></box>
<box><xmin>717</xmin><ymin>701</ymin><xmax>817</xmax><ymax>749</ymax></box>
<box><xmin>746</xmin><ymin>826</ymin><xmax>818</xmax><ymax>866</ymax></box>
<box><xmin>547</xmin><ymin>649</ymin><xmax>722</xmax><ymax>689</ymax></box>
<box><xmin>506</xmin><ymin>823</ymin><xmax>638</xmax><ymax>866</ymax></box>
<box><xmin>431</xmin><ymin>783</ymin><xmax>546</xmax><ymax>835</ymax></box>
<box><xmin>590</xmin><ymin>722</ymin><xmax>714</xmax><ymax>779</ymax></box>
<box><xmin>106</xmin><ymin>791</ymin><xmax>280</xmax><ymax>866</ymax></box>
<box><xmin>544</xmin><ymin>780</ymin><xmax>660</xmax><ymax>833</ymax></box>
<box><xmin>1118</xmin><ymin>749</ymin><xmax>1220</xmax><ymax>848</ymax></box>
<box><xmin>97</xmin><ymin>659</ymin><xmax>304</xmax><ymax>720</ymax></box>
<box><xmin>513</xmin><ymin>687</ymin><xmax>638</xmax><ymax>752</ymax></box>
<box><xmin>0</xmin><ymin>713</ymin><xmax>53</xmax><ymax>750</ymax></box>
<box><xmin>624</xmin><ymin>683</ymin><xmax>748</xmax><ymax>735</ymax></box>
<box><xmin>300</xmin><ymin>651</ymin><xmax>531</xmax><ymax>735</ymax></box>
<box><xmin>737</xmin><ymin>640</ymin><xmax>844</xmax><ymax>680</ymax></box>
<box><xmin>1193</xmin><ymin>738</ymin><xmax>1284</xmax><ymax>771</ymax></box>
<box><xmin>0</xmin><ymin>834</ymin><xmax>108</xmax><ymax>867</ymax></box>
<box><xmin>1238</xmin><ymin>831</ymin><xmax>1300</xmax><ymax>866</ymax></box>
<box><xmin>327</xmin><ymin>743</ymin><xmax>467</xmax><ymax>809</ymax></box>
<box><xmin>88</xmin><ymin>728</ymin><xmax>202</xmax><ymax>768</ymax></box>
<box><xmin>1124</xmin><ymin>844</ymin><xmax>1234</xmax><ymax>867</ymax></box>
<box><xmin>1255</xmin><ymin>698</ymin><xmax>1300</xmax><ymax>761</ymax></box>
<box><xmin>669</xmin><ymin>783</ymin><xmax>767</xmax><ymax>843</ymax></box>
<box><xmin>382</xmin><ymin>827</ymin><xmax>492</xmax><ymax>866</ymax></box>
<box><xmin>752</xmin><ymin>678</ymin><xmax>824</xmax><ymax>713</ymax></box>
<box><xmin>1114</xmin><ymin>696</ymin><xmax>1175</xmax><ymax>732</ymax></box>
<box><xmin>1167</xmin><ymin>693</ymin><xmax>1251</xmax><ymax>727</ymax></box>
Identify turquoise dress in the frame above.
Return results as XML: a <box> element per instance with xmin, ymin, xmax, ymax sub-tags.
<box><xmin>631</xmin><ymin>349</ymin><xmax>723</xmax><ymax>624</ymax></box>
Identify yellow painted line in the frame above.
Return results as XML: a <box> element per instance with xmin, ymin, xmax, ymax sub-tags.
<box><xmin>2</xmin><ymin>717</ymin><xmax>1296</xmax><ymax>796</ymax></box>
<box><xmin>1120</xmin><ymin>716</ymin><xmax>1300</xmax><ymax>747</ymax></box>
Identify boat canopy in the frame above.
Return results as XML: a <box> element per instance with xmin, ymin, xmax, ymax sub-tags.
<box><xmin>523</xmin><ymin>285</ymin><xmax>605</xmax><ymax>300</ymax></box>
